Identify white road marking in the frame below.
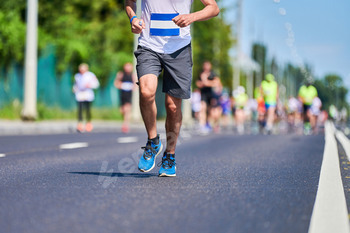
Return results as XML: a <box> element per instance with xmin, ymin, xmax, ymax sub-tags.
<box><xmin>335</xmin><ymin>130</ymin><xmax>350</xmax><ymax>161</ymax></box>
<box><xmin>117</xmin><ymin>137</ymin><xmax>138</xmax><ymax>144</ymax></box>
<box><xmin>308</xmin><ymin>122</ymin><xmax>350</xmax><ymax>233</ymax></box>
<box><xmin>59</xmin><ymin>142</ymin><xmax>88</xmax><ymax>150</ymax></box>
<box><xmin>0</xmin><ymin>154</ymin><xmax>5</xmax><ymax>158</ymax></box>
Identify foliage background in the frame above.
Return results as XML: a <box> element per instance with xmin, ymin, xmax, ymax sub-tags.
<box><xmin>0</xmin><ymin>0</ymin><xmax>233</xmax><ymax>87</ymax></box>
<box><xmin>0</xmin><ymin>0</ymin><xmax>348</xmax><ymax>119</ymax></box>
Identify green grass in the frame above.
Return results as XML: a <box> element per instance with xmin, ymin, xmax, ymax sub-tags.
<box><xmin>0</xmin><ymin>101</ymin><xmax>123</xmax><ymax>121</ymax></box>
<box><xmin>37</xmin><ymin>103</ymin><xmax>76</xmax><ymax>120</ymax></box>
<box><xmin>0</xmin><ymin>100</ymin><xmax>22</xmax><ymax>119</ymax></box>
<box><xmin>91</xmin><ymin>107</ymin><xmax>123</xmax><ymax>121</ymax></box>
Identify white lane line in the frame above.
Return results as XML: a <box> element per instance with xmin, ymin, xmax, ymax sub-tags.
<box><xmin>308</xmin><ymin>121</ymin><xmax>350</xmax><ymax>233</ymax></box>
<box><xmin>0</xmin><ymin>154</ymin><xmax>5</xmax><ymax>158</ymax></box>
<box><xmin>335</xmin><ymin>130</ymin><xmax>350</xmax><ymax>161</ymax></box>
<box><xmin>59</xmin><ymin>142</ymin><xmax>88</xmax><ymax>150</ymax></box>
<box><xmin>117</xmin><ymin>136</ymin><xmax>138</xmax><ymax>144</ymax></box>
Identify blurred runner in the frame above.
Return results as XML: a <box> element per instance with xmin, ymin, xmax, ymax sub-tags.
<box><xmin>310</xmin><ymin>96</ymin><xmax>322</xmax><ymax>134</ymax></box>
<box><xmin>340</xmin><ymin>107</ymin><xmax>348</xmax><ymax>125</ymax></box>
<box><xmin>210</xmin><ymin>79</ymin><xmax>223</xmax><ymax>133</ymax></box>
<box><xmin>318</xmin><ymin>110</ymin><xmax>328</xmax><ymax>126</ymax></box>
<box><xmin>298</xmin><ymin>81</ymin><xmax>318</xmax><ymax>134</ymax></box>
<box><xmin>276</xmin><ymin>99</ymin><xmax>286</xmax><ymax>129</ymax></box>
<box><xmin>73</xmin><ymin>63</ymin><xmax>100</xmax><ymax>133</ymax></box>
<box><xmin>196</xmin><ymin>61</ymin><xmax>220</xmax><ymax>134</ymax></box>
<box><xmin>233</xmin><ymin>86</ymin><xmax>248</xmax><ymax>134</ymax></box>
<box><xmin>329</xmin><ymin>104</ymin><xmax>338</xmax><ymax>121</ymax></box>
<box><xmin>287</xmin><ymin>96</ymin><xmax>299</xmax><ymax>132</ymax></box>
<box><xmin>260</xmin><ymin>74</ymin><xmax>279</xmax><ymax>134</ymax></box>
<box><xmin>254</xmin><ymin>87</ymin><xmax>266</xmax><ymax>133</ymax></box>
<box><xmin>126</xmin><ymin>0</ymin><xmax>219</xmax><ymax>177</ymax></box>
<box><xmin>219</xmin><ymin>90</ymin><xmax>231</xmax><ymax>130</ymax></box>
<box><xmin>244</xmin><ymin>98</ymin><xmax>257</xmax><ymax>122</ymax></box>
<box><xmin>245</xmin><ymin>98</ymin><xmax>258</xmax><ymax>134</ymax></box>
<box><xmin>295</xmin><ymin>96</ymin><xmax>304</xmax><ymax>133</ymax></box>
<box><xmin>114</xmin><ymin>62</ymin><xmax>137</xmax><ymax>133</ymax></box>
<box><xmin>191</xmin><ymin>88</ymin><xmax>202</xmax><ymax>123</ymax></box>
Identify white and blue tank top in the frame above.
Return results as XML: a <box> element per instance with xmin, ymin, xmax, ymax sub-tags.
<box><xmin>138</xmin><ymin>0</ymin><xmax>193</xmax><ymax>54</ymax></box>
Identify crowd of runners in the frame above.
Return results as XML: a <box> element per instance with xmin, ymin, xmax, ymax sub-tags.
<box><xmin>191</xmin><ymin>61</ymin><xmax>333</xmax><ymax>135</ymax></box>
<box><xmin>73</xmin><ymin>60</ymin><xmax>339</xmax><ymax>137</ymax></box>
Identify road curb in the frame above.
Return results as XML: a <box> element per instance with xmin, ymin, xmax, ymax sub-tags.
<box><xmin>0</xmin><ymin>120</ymin><xmax>145</xmax><ymax>136</ymax></box>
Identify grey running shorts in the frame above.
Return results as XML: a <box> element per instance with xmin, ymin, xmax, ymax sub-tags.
<box><xmin>134</xmin><ymin>43</ymin><xmax>193</xmax><ymax>99</ymax></box>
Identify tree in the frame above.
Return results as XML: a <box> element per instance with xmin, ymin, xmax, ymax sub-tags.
<box><xmin>38</xmin><ymin>0</ymin><xmax>133</xmax><ymax>86</ymax></box>
<box><xmin>314</xmin><ymin>74</ymin><xmax>349</xmax><ymax>111</ymax></box>
<box><xmin>1</xmin><ymin>0</ymin><xmax>234</xmax><ymax>88</ymax></box>
<box><xmin>0</xmin><ymin>1</ymin><xmax>27</xmax><ymax>69</ymax></box>
<box><xmin>0</xmin><ymin>0</ymin><xmax>134</xmax><ymax>86</ymax></box>
<box><xmin>251</xmin><ymin>43</ymin><xmax>267</xmax><ymax>88</ymax></box>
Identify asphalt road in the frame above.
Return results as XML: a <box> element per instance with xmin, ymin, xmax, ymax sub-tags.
<box><xmin>0</xmin><ymin>127</ymin><xmax>346</xmax><ymax>233</ymax></box>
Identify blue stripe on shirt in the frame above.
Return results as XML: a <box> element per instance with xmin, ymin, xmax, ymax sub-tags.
<box><xmin>150</xmin><ymin>28</ymin><xmax>180</xmax><ymax>36</ymax></box>
<box><xmin>150</xmin><ymin>13</ymin><xmax>179</xmax><ymax>21</ymax></box>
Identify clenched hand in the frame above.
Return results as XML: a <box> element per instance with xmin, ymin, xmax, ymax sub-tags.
<box><xmin>131</xmin><ymin>18</ymin><xmax>145</xmax><ymax>34</ymax></box>
<box><xmin>172</xmin><ymin>14</ymin><xmax>195</xmax><ymax>27</ymax></box>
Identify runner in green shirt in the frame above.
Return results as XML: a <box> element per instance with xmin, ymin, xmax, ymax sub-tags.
<box><xmin>298</xmin><ymin>81</ymin><xmax>318</xmax><ymax>134</ymax></box>
<box><xmin>260</xmin><ymin>73</ymin><xmax>279</xmax><ymax>134</ymax></box>
<box><xmin>233</xmin><ymin>86</ymin><xmax>248</xmax><ymax>134</ymax></box>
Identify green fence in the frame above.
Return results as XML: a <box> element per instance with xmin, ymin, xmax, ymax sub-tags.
<box><xmin>0</xmin><ymin>51</ymin><xmax>118</xmax><ymax>110</ymax></box>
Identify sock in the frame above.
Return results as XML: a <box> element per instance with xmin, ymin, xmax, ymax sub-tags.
<box><xmin>165</xmin><ymin>152</ymin><xmax>175</xmax><ymax>159</ymax></box>
<box><xmin>149</xmin><ymin>134</ymin><xmax>159</xmax><ymax>145</ymax></box>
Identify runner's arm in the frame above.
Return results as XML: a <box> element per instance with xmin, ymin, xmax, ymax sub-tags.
<box><xmin>87</xmin><ymin>74</ymin><xmax>99</xmax><ymax>89</ymax></box>
<box><xmin>260</xmin><ymin>86</ymin><xmax>264</xmax><ymax>98</ymax></box>
<box><xmin>125</xmin><ymin>0</ymin><xmax>145</xmax><ymax>34</ymax></box>
<box><xmin>114</xmin><ymin>71</ymin><xmax>123</xmax><ymax>89</ymax></box>
<box><xmin>298</xmin><ymin>88</ymin><xmax>305</xmax><ymax>103</ymax></box>
<box><xmin>196</xmin><ymin>79</ymin><xmax>204</xmax><ymax>88</ymax></box>
<box><xmin>207</xmin><ymin>76</ymin><xmax>220</xmax><ymax>87</ymax></box>
<box><xmin>172</xmin><ymin>0</ymin><xmax>220</xmax><ymax>27</ymax></box>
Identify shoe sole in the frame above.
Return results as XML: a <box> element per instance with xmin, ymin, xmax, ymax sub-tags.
<box><xmin>159</xmin><ymin>173</ymin><xmax>176</xmax><ymax>177</ymax></box>
<box><xmin>159</xmin><ymin>167</ymin><xmax>176</xmax><ymax>177</ymax></box>
<box><xmin>138</xmin><ymin>143</ymin><xmax>163</xmax><ymax>173</ymax></box>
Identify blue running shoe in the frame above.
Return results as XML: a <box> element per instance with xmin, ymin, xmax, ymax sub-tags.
<box><xmin>158</xmin><ymin>152</ymin><xmax>176</xmax><ymax>177</ymax></box>
<box><xmin>138</xmin><ymin>135</ymin><xmax>163</xmax><ymax>172</ymax></box>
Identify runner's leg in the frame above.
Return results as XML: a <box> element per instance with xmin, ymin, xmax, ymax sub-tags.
<box><xmin>123</xmin><ymin>103</ymin><xmax>132</xmax><ymax>126</ymax></box>
<box><xmin>266</xmin><ymin>107</ymin><xmax>276</xmax><ymax>131</ymax></box>
<box><xmin>165</xmin><ymin>94</ymin><xmax>182</xmax><ymax>154</ymax></box>
<box><xmin>139</xmin><ymin>74</ymin><xmax>158</xmax><ymax>139</ymax></box>
<box><xmin>86</xmin><ymin>101</ymin><xmax>91</xmax><ymax>122</ymax></box>
<box><xmin>77</xmin><ymin>102</ymin><xmax>83</xmax><ymax>122</ymax></box>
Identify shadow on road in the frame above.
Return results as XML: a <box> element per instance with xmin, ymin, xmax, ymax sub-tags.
<box><xmin>68</xmin><ymin>172</ymin><xmax>156</xmax><ymax>178</ymax></box>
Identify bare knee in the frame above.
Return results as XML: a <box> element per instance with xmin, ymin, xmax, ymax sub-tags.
<box><xmin>166</xmin><ymin>96</ymin><xmax>183</xmax><ymax>118</ymax></box>
<box><xmin>140</xmin><ymin>87</ymin><xmax>156</xmax><ymax>101</ymax></box>
<box><xmin>139</xmin><ymin>75</ymin><xmax>157</xmax><ymax>101</ymax></box>
<box><xmin>166</xmin><ymin>101</ymin><xmax>181</xmax><ymax>115</ymax></box>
